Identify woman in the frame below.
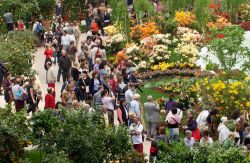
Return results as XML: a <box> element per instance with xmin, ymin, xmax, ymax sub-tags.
<box><xmin>27</xmin><ymin>77</ymin><xmax>38</xmax><ymax>113</ymax></box>
<box><xmin>44</xmin><ymin>87</ymin><xmax>55</xmax><ymax>109</ymax></box>
<box><xmin>3</xmin><ymin>72</ymin><xmax>12</xmax><ymax>104</ymax></box>
<box><xmin>167</xmin><ymin>107</ymin><xmax>181</xmax><ymax>142</ymax></box>
<box><xmin>117</xmin><ymin>98</ymin><xmax>129</xmax><ymax>126</ymax></box>
<box><xmin>116</xmin><ymin>77</ymin><xmax>127</xmax><ymax>101</ymax></box>
<box><xmin>182</xmin><ymin>110</ymin><xmax>200</xmax><ymax>141</ymax></box>
<box><xmin>73</xmin><ymin>21</ymin><xmax>81</xmax><ymax>47</ymax></box>
<box><xmin>130</xmin><ymin>94</ymin><xmax>141</xmax><ymax>118</ymax></box>
<box><xmin>61</xmin><ymin>84</ymin><xmax>76</xmax><ymax>108</ymax></box>
<box><xmin>99</xmin><ymin>61</ymin><xmax>108</xmax><ymax>83</ymax></box>
<box><xmin>101</xmin><ymin>89</ymin><xmax>115</xmax><ymax>124</ymax></box>
<box><xmin>78</xmin><ymin>71</ymin><xmax>91</xmax><ymax>101</ymax></box>
<box><xmin>71</xmin><ymin>62</ymin><xmax>80</xmax><ymax>81</ymax></box>
<box><xmin>90</xmin><ymin>71</ymin><xmax>102</xmax><ymax>95</ymax></box>
<box><xmin>44</xmin><ymin>43</ymin><xmax>53</xmax><ymax>71</ymax></box>
<box><xmin>218</xmin><ymin>116</ymin><xmax>231</xmax><ymax>142</ymax></box>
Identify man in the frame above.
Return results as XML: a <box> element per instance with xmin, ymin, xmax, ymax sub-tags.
<box><xmin>3</xmin><ymin>11</ymin><xmax>14</xmax><ymax>31</ymax></box>
<box><xmin>33</xmin><ymin>19</ymin><xmax>44</xmax><ymax>46</ymax></box>
<box><xmin>144</xmin><ymin>95</ymin><xmax>160</xmax><ymax>139</ymax></box>
<box><xmin>93</xmin><ymin>85</ymin><xmax>104</xmax><ymax>114</ymax></box>
<box><xmin>130</xmin><ymin>116</ymin><xmax>144</xmax><ymax>153</ymax></box>
<box><xmin>12</xmin><ymin>78</ymin><xmax>26</xmax><ymax>112</ymax></box>
<box><xmin>58</xmin><ymin>50</ymin><xmax>71</xmax><ymax>83</ymax></box>
<box><xmin>61</xmin><ymin>30</ymin><xmax>70</xmax><ymax>51</ymax></box>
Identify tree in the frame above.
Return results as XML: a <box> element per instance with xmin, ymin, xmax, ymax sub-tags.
<box><xmin>0</xmin><ymin>30</ymin><xmax>36</xmax><ymax>76</ymax></box>
<box><xmin>0</xmin><ymin>0</ymin><xmax>40</xmax><ymax>33</ymax></box>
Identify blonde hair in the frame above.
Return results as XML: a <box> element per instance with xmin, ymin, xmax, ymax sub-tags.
<box><xmin>133</xmin><ymin>94</ymin><xmax>141</xmax><ymax>100</ymax></box>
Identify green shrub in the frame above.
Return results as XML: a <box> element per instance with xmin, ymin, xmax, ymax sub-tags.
<box><xmin>0</xmin><ymin>30</ymin><xmax>36</xmax><ymax>76</ymax></box>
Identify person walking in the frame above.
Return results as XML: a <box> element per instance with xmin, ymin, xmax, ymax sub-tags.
<box><xmin>46</xmin><ymin>62</ymin><xmax>56</xmax><ymax>97</ymax></box>
<box><xmin>61</xmin><ymin>30</ymin><xmax>70</xmax><ymax>51</ymax></box>
<box><xmin>144</xmin><ymin>95</ymin><xmax>160</xmax><ymax>139</ymax></box>
<box><xmin>12</xmin><ymin>78</ymin><xmax>26</xmax><ymax>112</ymax></box>
<box><xmin>33</xmin><ymin>19</ymin><xmax>44</xmax><ymax>46</ymax></box>
<box><xmin>58</xmin><ymin>50</ymin><xmax>71</xmax><ymax>83</ymax></box>
<box><xmin>44</xmin><ymin>43</ymin><xmax>53</xmax><ymax>70</ymax></box>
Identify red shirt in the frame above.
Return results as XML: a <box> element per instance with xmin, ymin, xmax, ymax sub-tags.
<box><xmin>44</xmin><ymin>48</ymin><xmax>53</xmax><ymax>59</ymax></box>
<box><xmin>91</xmin><ymin>22</ymin><xmax>99</xmax><ymax>33</ymax></box>
<box><xmin>44</xmin><ymin>93</ymin><xmax>55</xmax><ymax>109</ymax></box>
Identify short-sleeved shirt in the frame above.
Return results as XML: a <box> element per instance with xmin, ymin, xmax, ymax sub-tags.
<box><xmin>130</xmin><ymin>123</ymin><xmax>143</xmax><ymax>144</ymax></box>
<box><xmin>3</xmin><ymin>13</ymin><xmax>13</xmax><ymax>23</ymax></box>
<box><xmin>12</xmin><ymin>84</ymin><xmax>24</xmax><ymax>100</ymax></box>
<box><xmin>102</xmin><ymin>96</ymin><xmax>114</xmax><ymax>111</ymax></box>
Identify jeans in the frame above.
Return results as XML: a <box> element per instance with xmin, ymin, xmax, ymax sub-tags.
<box><xmin>169</xmin><ymin>128</ymin><xmax>179</xmax><ymax>142</ymax></box>
<box><xmin>86</xmin><ymin>18</ymin><xmax>91</xmax><ymax>32</ymax></box>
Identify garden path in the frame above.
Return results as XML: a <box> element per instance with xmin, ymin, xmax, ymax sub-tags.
<box><xmin>0</xmin><ymin>32</ymin><xmax>151</xmax><ymax>159</ymax></box>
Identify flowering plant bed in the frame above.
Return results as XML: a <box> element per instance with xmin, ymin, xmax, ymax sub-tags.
<box><xmin>138</xmin><ymin>69</ymin><xmax>213</xmax><ymax>80</ymax></box>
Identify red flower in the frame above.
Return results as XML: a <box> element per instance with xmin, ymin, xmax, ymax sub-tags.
<box><xmin>240</xmin><ymin>21</ymin><xmax>250</xmax><ymax>31</ymax></box>
<box><xmin>216</xmin><ymin>33</ymin><xmax>225</xmax><ymax>39</ymax></box>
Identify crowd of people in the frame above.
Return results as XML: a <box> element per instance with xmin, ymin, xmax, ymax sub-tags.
<box><xmin>1</xmin><ymin>0</ymin><xmax>250</xmax><ymax>161</ymax></box>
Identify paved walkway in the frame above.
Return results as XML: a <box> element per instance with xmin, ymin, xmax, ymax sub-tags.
<box><xmin>0</xmin><ymin>32</ymin><xmax>151</xmax><ymax>160</ymax></box>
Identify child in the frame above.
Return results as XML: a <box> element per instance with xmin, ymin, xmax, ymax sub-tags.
<box><xmin>44</xmin><ymin>87</ymin><xmax>55</xmax><ymax>109</ymax></box>
<box><xmin>184</xmin><ymin>130</ymin><xmax>195</xmax><ymax>149</ymax></box>
<box><xmin>200</xmin><ymin>130</ymin><xmax>213</xmax><ymax>146</ymax></box>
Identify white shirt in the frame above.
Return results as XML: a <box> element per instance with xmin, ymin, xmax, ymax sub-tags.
<box><xmin>61</xmin><ymin>34</ymin><xmax>70</xmax><ymax>46</ymax></box>
<box><xmin>130</xmin><ymin>123</ymin><xmax>143</xmax><ymax>144</ymax></box>
<box><xmin>200</xmin><ymin>137</ymin><xmax>213</xmax><ymax>146</ymax></box>
<box><xmin>125</xmin><ymin>89</ymin><xmax>134</xmax><ymax>109</ymax></box>
<box><xmin>68</xmin><ymin>34</ymin><xmax>76</xmax><ymax>43</ymax></box>
<box><xmin>196</xmin><ymin>110</ymin><xmax>209</xmax><ymax>127</ymax></box>
<box><xmin>184</xmin><ymin>137</ymin><xmax>195</xmax><ymax>149</ymax></box>
<box><xmin>218</xmin><ymin>124</ymin><xmax>230</xmax><ymax>142</ymax></box>
<box><xmin>102</xmin><ymin>96</ymin><xmax>114</xmax><ymax>111</ymax></box>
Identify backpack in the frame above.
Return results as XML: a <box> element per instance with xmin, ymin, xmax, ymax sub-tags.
<box><xmin>95</xmin><ymin>48</ymin><xmax>102</xmax><ymax>58</ymax></box>
<box><xmin>35</xmin><ymin>22</ymin><xmax>43</xmax><ymax>33</ymax></box>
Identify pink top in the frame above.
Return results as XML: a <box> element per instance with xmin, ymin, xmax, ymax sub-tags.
<box><xmin>168</xmin><ymin>114</ymin><xmax>181</xmax><ymax>124</ymax></box>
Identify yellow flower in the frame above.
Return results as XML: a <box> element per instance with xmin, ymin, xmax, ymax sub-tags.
<box><xmin>246</xmin><ymin>102</ymin><xmax>250</xmax><ymax>107</ymax></box>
